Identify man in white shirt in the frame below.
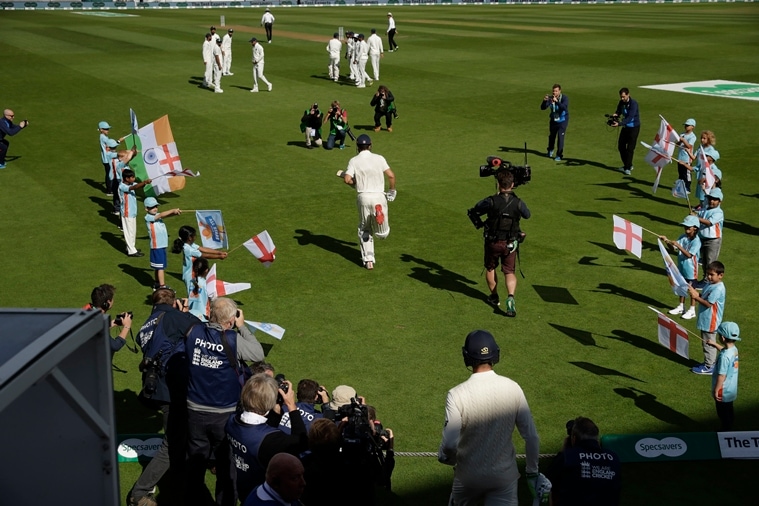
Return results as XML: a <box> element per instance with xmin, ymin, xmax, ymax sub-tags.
<box><xmin>326</xmin><ymin>32</ymin><xmax>342</xmax><ymax>82</ymax></box>
<box><xmin>354</xmin><ymin>34</ymin><xmax>371</xmax><ymax>88</ymax></box>
<box><xmin>342</xmin><ymin>134</ymin><xmax>396</xmax><ymax>270</ymax></box>
<box><xmin>345</xmin><ymin>32</ymin><xmax>357</xmax><ymax>82</ymax></box>
<box><xmin>212</xmin><ymin>38</ymin><xmax>224</xmax><ymax>93</ymax></box>
<box><xmin>202</xmin><ymin>33</ymin><xmax>214</xmax><ymax>88</ymax></box>
<box><xmin>210</xmin><ymin>25</ymin><xmax>220</xmax><ymax>44</ymax></box>
<box><xmin>261</xmin><ymin>8</ymin><xmax>275</xmax><ymax>43</ymax></box>
<box><xmin>386</xmin><ymin>13</ymin><xmax>398</xmax><ymax>52</ymax></box>
<box><xmin>221</xmin><ymin>29</ymin><xmax>234</xmax><ymax>76</ymax></box>
<box><xmin>367</xmin><ymin>28</ymin><xmax>384</xmax><ymax>82</ymax></box>
<box><xmin>250</xmin><ymin>37</ymin><xmax>273</xmax><ymax>93</ymax></box>
<box><xmin>439</xmin><ymin>330</ymin><xmax>541</xmax><ymax>506</ymax></box>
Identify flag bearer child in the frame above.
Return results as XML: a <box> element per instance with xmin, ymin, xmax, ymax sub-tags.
<box><xmin>687</xmin><ymin>261</ymin><xmax>726</xmax><ymax>375</ymax></box>
<box><xmin>171</xmin><ymin>225</ymin><xmax>227</xmax><ymax>293</ymax></box>
<box><xmin>119</xmin><ymin>168</ymin><xmax>152</xmax><ymax>257</ymax></box>
<box><xmin>661</xmin><ymin>215</ymin><xmax>701</xmax><ymax>320</ymax></box>
<box><xmin>144</xmin><ymin>197</ymin><xmax>181</xmax><ymax>290</ymax></box>
<box><xmin>708</xmin><ymin>321</ymin><xmax>740</xmax><ymax>430</ymax></box>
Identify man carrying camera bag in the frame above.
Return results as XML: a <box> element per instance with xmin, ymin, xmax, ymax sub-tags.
<box><xmin>127</xmin><ymin>288</ymin><xmax>200</xmax><ymax>506</ymax></box>
<box><xmin>467</xmin><ymin>170</ymin><xmax>530</xmax><ymax>317</ymax></box>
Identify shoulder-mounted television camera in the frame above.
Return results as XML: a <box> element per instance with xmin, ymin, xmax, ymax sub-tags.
<box><xmin>478</xmin><ymin>145</ymin><xmax>531</xmax><ymax>188</ymax></box>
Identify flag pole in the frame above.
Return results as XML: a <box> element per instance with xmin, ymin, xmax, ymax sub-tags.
<box><xmin>227</xmin><ymin>242</ymin><xmax>246</xmax><ymax>254</ymax></box>
<box><xmin>647</xmin><ymin>306</ymin><xmax>708</xmax><ymax>343</ymax></box>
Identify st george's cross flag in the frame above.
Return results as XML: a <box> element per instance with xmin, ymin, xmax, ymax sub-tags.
<box><xmin>656</xmin><ymin>312</ymin><xmax>690</xmax><ymax>359</ymax></box>
<box><xmin>196</xmin><ymin>210</ymin><xmax>228</xmax><ymax>250</ymax></box>
<box><xmin>657</xmin><ymin>238</ymin><xmax>690</xmax><ymax>297</ymax></box>
<box><xmin>672</xmin><ymin>179</ymin><xmax>689</xmax><ymax>199</ymax></box>
<box><xmin>206</xmin><ymin>263</ymin><xmax>251</xmax><ymax>299</ymax></box>
<box><xmin>697</xmin><ymin>146</ymin><xmax>717</xmax><ymax>192</ymax></box>
<box><xmin>653</xmin><ymin>116</ymin><xmax>681</xmax><ymax>159</ymax></box>
<box><xmin>612</xmin><ymin>215</ymin><xmax>643</xmax><ymax>258</ymax></box>
<box><xmin>244</xmin><ymin>231</ymin><xmax>276</xmax><ymax>267</ymax></box>
<box><xmin>125</xmin><ymin>115</ymin><xmax>192</xmax><ymax>197</ymax></box>
<box><xmin>245</xmin><ymin>320</ymin><xmax>286</xmax><ymax>340</ymax></box>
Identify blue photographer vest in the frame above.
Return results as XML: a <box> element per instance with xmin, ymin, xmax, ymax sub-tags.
<box><xmin>185</xmin><ymin>324</ymin><xmax>242</xmax><ymax>409</ymax></box>
<box><xmin>226</xmin><ymin>414</ymin><xmax>280</xmax><ymax>502</ymax></box>
<box><xmin>137</xmin><ymin>310</ymin><xmax>184</xmax><ymax>403</ymax></box>
<box><xmin>278</xmin><ymin>402</ymin><xmax>323</xmax><ymax>435</ymax></box>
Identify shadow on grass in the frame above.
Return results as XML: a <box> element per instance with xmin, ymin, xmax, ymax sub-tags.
<box><xmin>102</xmin><ymin>231</ymin><xmax>126</xmax><ymax>254</ymax></box>
<box><xmin>293</xmin><ymin>229</ymin><xmax>362</xmax><ymax>267</ymax></box>
<box><xmin>621</xmin><ymin>257</ymin><xmax>664</xmax><ymax>275</ymax></box>
<box><xmin>628</xmin><ymin>210</ymin><xmax>681</xmax><ymax>228</ymax></box>
<box><xmin>286</xmin><ymin>140</ymin><xmax>316</xmax><ymax>150</ymax></box>
<box><xmin>83</xmin><ymin>177</ymin><xmax>106</xmax><ymax>193</ymax></box>
<box><xmin>89</xmin><ymin>195</ymin><xmax>121</xmax><ymax>224</ymax></box>
<box><xmin>578</xmin><ymin>256</ymin><xmax>605</xmax><ymax>266</ymax></box>
<box><xmin>549</xmin><ymin>323</ymin><xmax>604</xmax><ymax>347</ymax></box>
<box><xmin>725</xmin><ymin>218</ymin><xmax>759</xmax><ymax>237</ymax></box>
<box><xmin>570</xmin><ymin>361</ymin><xmax>644</xmax><ymax>383</ymax></box>
<box><xmin>593</xmin><ymin>181</ymin><xmax>685</xmax><ymax>207</ymax></box>
<box><xmin>607</xmin><ymin>330</ymin><xmax>696</xmax><ymax>368</ymax></box>
<box><xmin>533</xmin><ymin>285</ymin><xmax>578</xmax><ymax>305</ymax></box>
<box><xmin>118</xmin><ymin>262</ymin><xmax>156</xmax><ymax>288</ymax></box>
<box><xmin>614</xmin><ymin>387</ymin><xmax>697</xmax><ymax>427</ymax></box>
<box><xmin>399</xmin><ymin>253</ymin><xmax>493</xmax><ymax>307</ymax></box>
<box><xmin>589</xmin><ymin>241</ymin><xmax>628</xmax><ymax>256</ymax></box>
<box><xmin>567</xmin><ymin>210</ymin><xmax>606</xmax><ymax>219</ymax></box>
<box><xmin>591</xmin><ymin>283</ymin><xmax>668</xmax><ymax>308</ymax></box>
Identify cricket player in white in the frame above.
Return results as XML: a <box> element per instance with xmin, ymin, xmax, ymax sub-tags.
<box><xmin>343</xmin><ymin>134</ymin><xmax>396</xmax><ymax>270</ymax></box>
<box><xmin>345</xmin><ymin>32</ymin><xmax>357</xmax><ymax>81</ymax></box>
<box><xmin>249</xmin><ymin>37</ymin><xmax>272</xmax><ymax>92</ymax></box>
<box><xmin>355</xmin><ymin>34</ymin><xmax>371</xmax><ymax>88</ymax></box>
<box><xmin>367</xmin><ymin>29</ymin><xmax>384</xmax><ymax>82</ymax></box>
<box><xmin>222</xmin><ymin>29</ymin><xmax>234</xmax><ymax>75</ymax></box>
<box><xmin>202</xmin><ymin>33</ymin><xmax>214</xmax><ymax>88</ymax></box>
<box><xmin>212</xmin><ymin>39</ymin><xmax>224</xmax><ymax>93</ymax></box>
<box><xmin>326</xmin><ymin>32</ymin><xmax>342</xmax><ymax>82</ymax></box>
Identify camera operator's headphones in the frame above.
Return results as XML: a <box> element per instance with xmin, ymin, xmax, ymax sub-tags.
<box><xmin>462</xmin><ymin>330</ymin><xmax>500</xmax><ymax>367</ymax></box>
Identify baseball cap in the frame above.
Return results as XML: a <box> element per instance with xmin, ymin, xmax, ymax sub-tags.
<box><xmin>106</xmin><ymin>139</ymin><xmax>119</xmax><ymax>148</ymax></box>
<box><xmin>680</xmin><ymin>215</ymin><xmax>699</xmax><ymax>228</ymax></box>
<box><xmin>98</xmin><ymin>121</ymin><xmax>111</xmax><ymax>129</ymax></box>
<box><xmin>706</xmin><ymin>188</ymin><xmax>723</xmax><ymax>201</ymax></box>
<box><xmin>216</xmin><ymin>38</ymin><xmax>222</xmax><ymax>44</ymax></box>
<box><xmin>249</xmin><ymin>37</ymin><xmax>257</xmax><ymax>43</ymax></box>
<box><xmin>717</xmin><ymin>322</ymin><xmax>740</xmax><ymax>341</ymax></box>
<box><xmin>703</xmin><ymin>146</ymin><xmax>720</xmax><ymax>161</ymax></box>
<box><xmin>144</xmin><ymin>197</ymin><xmax>159</xmax><ymax>208</ymax></box>
<box><xmin>228</xmin><ymin>28</ymin><xmax>234</xmax><ymax>33</ymax></box>
<box><xmin>356</xmin><ymin>134</ymin><xmax>372</xmax><ymax>146</ymax></box>
<box><xmin>683</xmin><ymin>118</ymin><xmax>696</xmax><ymax>127</ymax></box>
<box><xmin>327</xmin><ymin>385</ymin><xmax>356</xmax><ymax>411</ymax></box>
<box><xmin>388</xmin><ymin>12</ymin><xmax>392</xmax><ymax>16</ymax></box>
<box><xmin>210</xmin><ymin>25</ymin><xmax>216</xmax><ymax>30</ymax></box>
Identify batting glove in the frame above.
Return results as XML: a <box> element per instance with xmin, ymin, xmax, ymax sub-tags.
<box><xmin>386</xmin><ymin>189</ymin><xmax>397</xmax><ymax>202</ymax></box>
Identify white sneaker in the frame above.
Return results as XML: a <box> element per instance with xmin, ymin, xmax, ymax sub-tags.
<box><xmin>214</xmin><ymin>88</ymin><xmax>224</xmax><ymax>93</ymax></box>
<box><xmin>357</xmin><ymin>84</ymin><xmax>366</xmax><ymax>88</ymax></box>
<box><xmin>268</xmin><ymin>83</ymin><xmax>272</xmax><ymax>92</ymax></box>
<box><xmin>251</xmin><ymin>88</ymin><xmax>259</xmax><ymax>93</ymax></box>
<box><xmin>668</xmin><ymin>305</ymin><xmax>684</xmax><ymax>315</ymax></box>
<box><xmin>227</xmin><ymin>72</ymin><xmax>234</xmax><ymax>76</ymax></box>
<box><xmin>681</xmin><ymin>308</ymin><xmax>696</xmax><ymax>320</ymax></box>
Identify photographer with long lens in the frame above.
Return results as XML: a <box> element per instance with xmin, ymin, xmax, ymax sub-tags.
<box><xmin>226</xmin><ymin>374</ymin><xmax>309</xmax><ymax>503</ymax></box>
<box><xmin>468</xmin><ymin>169</ymin><xmax>530</xmax><ymax>317</ymax></box>
<box><xmin>323</xmin><ymin>100</ymin><xmax>352</xmax><ymax>150</ymax></box>
<box><xmin>608</xmin><ymin>87</ymin><xmax>640</xmax><ymax>175</ymax></box>
<box><xmin>300</xmin><ymin>102</ymin><xmax>323</xmax><ymax>149</ymax></box>
<box><xmin>127</xmin><ymin>288</ymin><xmax>200</xmax><ymax>506</ymax></box>
<box><xmin>544</xmin><ymin>417</ymin><xmax>621</xmax><ymax>506</ymax></box>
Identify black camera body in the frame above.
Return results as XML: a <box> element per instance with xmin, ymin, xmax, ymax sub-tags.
<box><xmin>605</xmin><ymin>114</ymin><xmax>618</xmax><ymax>126</ymax></box>
<box><xmin>275</xmin><ymin>373</ymin><xmax>289</xmax><ymax>404</ymax></box>
<box><xmin>114</xmin><ymin>311</ymin><xmax>133</xmax><ymax>326</ymax></box>
<box><xmin>140</xmin><ymin>350</ymin><xmax>164</xmax><ymax>399</ymax></box>
<box><xmin>478</xmin><ymin>156</ymin><xmax>531</xmax><ymax>187</ymax></box>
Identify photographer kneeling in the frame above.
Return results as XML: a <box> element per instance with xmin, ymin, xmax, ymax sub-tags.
<box><xmin>323</xmin><ymin>100</ymin><xmax>351</xmax><ymax>150</ymax></box>
<box><xmin>468</xmin><ymin>170</ymin><xmax>530</xmax><ymax>317</ymax></box>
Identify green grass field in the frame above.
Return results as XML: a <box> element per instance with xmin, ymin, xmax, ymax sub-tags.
<box><xmin>1</xmin><ymin>3</ymin><xmax>759</xmax><ymax>504</ymax></box>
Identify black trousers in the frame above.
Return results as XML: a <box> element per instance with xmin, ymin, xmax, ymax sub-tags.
<box><xmin>374</xmin><ymin>110</ymin><xmax>393</xmax><ymax>129</ymax></box>
<box><xmin>388</xmin><ymin>29</ymin><xmax>397</xmax><ymax>50</ymax></box>
<box><xmin>547</xmin><ymin>119</ymin><xmax>568</xmax><ymax>158</ymax></box>
<box><xmin>618</xmin><ymin>125</ymin><xmax>640</xmax><ymax>170</ymax></box>
<box><xmin>264</xmin><ymin>23</ymin><xmax>273</xmax><ymax>42</ymax></box>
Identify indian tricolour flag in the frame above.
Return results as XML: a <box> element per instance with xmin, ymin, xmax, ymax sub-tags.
<box><xmin>125</xmin><ymin>115</ymin><xmax>187</xmax><ymax>197</ymax></box>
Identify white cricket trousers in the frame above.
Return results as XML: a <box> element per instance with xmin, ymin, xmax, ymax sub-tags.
<box><xmin>356</xmin><ymin>192</ymin><xmax>389</xmax><ymax>264</ymax></box>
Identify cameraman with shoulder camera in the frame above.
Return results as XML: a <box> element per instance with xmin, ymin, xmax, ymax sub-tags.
<box><xmin>322</xmin><ymin>100</ymin><xmax>351</xmax><ymax>150</ymax></box>
<box><xmin>544</xmin><ymin>417</ymin><xmax>621</xmax><ymax>506</ymax></box>
<box><xmin>127</xmin><ymin>288</ymin><xmax>200</xmax><ymax>506</ymax></box>
<box><xmin>468</xmin><ymin>170</ymin><xmax>530</xmax><ymax>317</ymax></box>
<box><xmin>609</xmin><ymin>87</ymin><xmax>640</xmax><ymax>175</ymax></box>
<box><xmin>226</xmin><ymin>374</ymin><xmax>309</xmax><ymax>503</ymax></box>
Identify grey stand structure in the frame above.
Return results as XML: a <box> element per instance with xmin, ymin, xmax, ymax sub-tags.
<box><xmin>0</xmin><ymin>309</ymin><xmax>119</xmax><ymax>505</ymax></box>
